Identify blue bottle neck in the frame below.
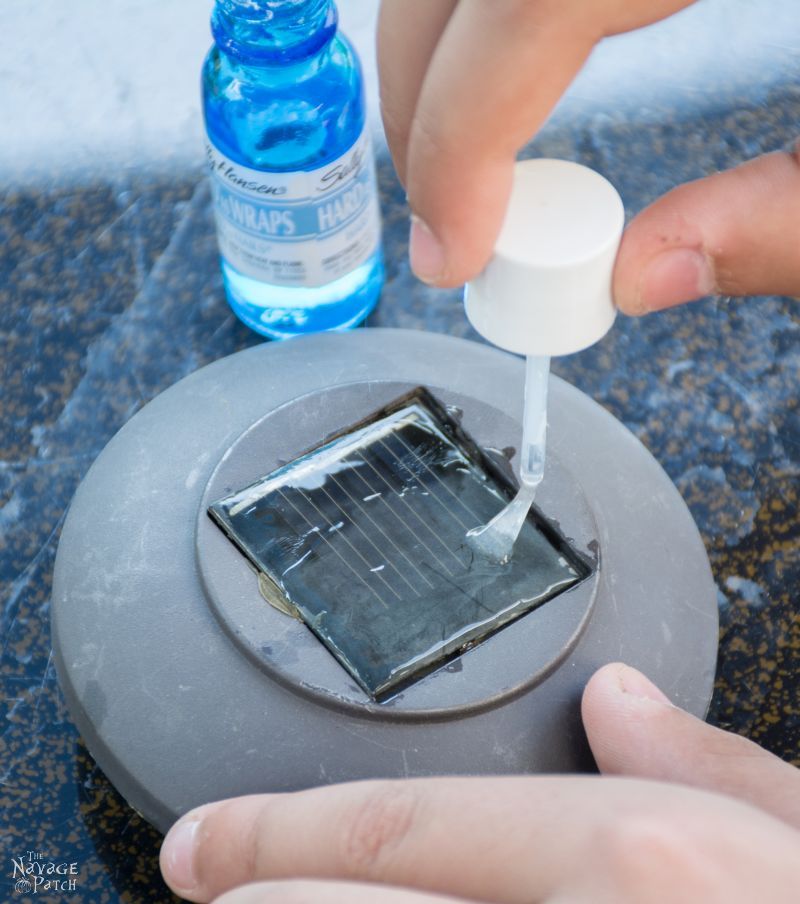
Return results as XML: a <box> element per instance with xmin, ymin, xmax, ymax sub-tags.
<box><xmin>212</xmin><ymin>0</ymin><xmax>338</xmax><ymax>66</ymax></box>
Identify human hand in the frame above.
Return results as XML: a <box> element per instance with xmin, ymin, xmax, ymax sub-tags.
<box><xmin>378</xmin><ymin>1</ymin><xmax>800</xmax><ymax>315</ymax></box>
<box><xmin>160</xmin><ymin>663</ymin><xmax>800</xmax><ymax>903</ymax></box>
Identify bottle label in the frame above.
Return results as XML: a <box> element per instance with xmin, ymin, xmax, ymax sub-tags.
<box><xmin>206</xmin><ymin>127</ymin><xmax>381</xmax><ymax>288</ymax></box>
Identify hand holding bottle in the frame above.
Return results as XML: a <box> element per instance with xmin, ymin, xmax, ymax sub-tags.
<box><xmin>377</xmin><ymin>0</ymin><xmax>800</xmax><ymax>313</ymax></box>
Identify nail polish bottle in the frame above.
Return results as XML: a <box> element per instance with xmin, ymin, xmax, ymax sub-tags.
<box><xmin>202</xmin><ymin>0</ymin><xmax>384</xmax><ymax>339</ymax></box>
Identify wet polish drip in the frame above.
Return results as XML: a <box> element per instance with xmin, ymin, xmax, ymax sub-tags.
<box><xmin>466</xmin><ymin>481</ymin><xmax>538</xmax><ymax>566</ymax></box>
<box><xmin>467</xmin><ymin>356</ymin><xmax>550</xmax><ymax>565</ymax></box>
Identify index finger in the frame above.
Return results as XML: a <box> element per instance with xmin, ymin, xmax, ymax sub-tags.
<box><xmin>159</xmin><ymin>776</ymin><xmax>799</xmax><ymax>903</ymax></box>
<box><xmin>404</xmin><ymin>0</ymin><xmax>597</xmax><ymax>286</ymax></box>
<box><xmin>377</xmin><ymin>0</ymin><xmax>457</xmax><ymax>182</ymax></box>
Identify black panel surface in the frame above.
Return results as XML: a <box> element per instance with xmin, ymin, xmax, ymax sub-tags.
<box><xmin>209</xmin><ymin>388</ymin><xmax>587</xmax><ymax>699</ymax></box>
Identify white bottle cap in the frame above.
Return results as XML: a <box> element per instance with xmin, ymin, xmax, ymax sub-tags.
<box><xmin>464</xmin><ymin>159</ymin><xmax>625</xmax><ymax>357</ymax></box>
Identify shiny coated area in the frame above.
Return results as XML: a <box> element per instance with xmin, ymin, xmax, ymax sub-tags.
<box><xmin>210</xmin><ymin>388</ymin><xmax>586</xmax><ymax>699</ymax></box>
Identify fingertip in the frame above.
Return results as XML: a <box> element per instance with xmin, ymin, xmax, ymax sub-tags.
<box><xmin>161</xmin><ymin>815</ymin><xmax>202</xmax><ymax>898</ymax></box>
<box><xmin>615</xmin><ymin>148</ymin><xmax>800</xmax><ymax>314</ymax></box>
<box><xmin>614</xmin><ymin>245</ymin><xmax>716</xmax><ymax>315</ymax></box>
<box><xmin>160</xmin><ymin>801</ymin><xmax>229</xmax><ymax>900</ymax></box>
<box><xmin>581</xmin><ymin>661</ymin><xmax>623</xmax><ymax>718</ymax></box>
<box><xmin>409</xmin><ymin>216</ymin><xmax>448</xmax><ymax>285</ymax></box>
<box><xmin>582</xmin><ymin>663</ymin><xmax>677</xmax><ymax>775</ymax></box>
<box><xmin>611</xmin><ymin>190</ymin><xmax>712</xmax><ymax>316</ymax></box>
<box><xmin>616</xmin><ymin>664</ymin><xmax>672</xmax><ymax>705</ymax></box>
<box><xmin>406</xmin><ymin>156</ymin><xmax>512</xmax><ymax>289</ymax></box>
<box><xmin>407</xmin><ymin>211</ymin><xmax>498</xmax><ymax>289</ymax></box>
<box><xmin>583</xmin><ymin>662</ymin><xmax>669</xmax><ymax>711</ymax></box>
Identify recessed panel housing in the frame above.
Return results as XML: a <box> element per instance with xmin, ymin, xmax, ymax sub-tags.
<box><xmin>209</xmin><ymin>388</ymin><xmax>588</xmax><ymax>699</ymax></box>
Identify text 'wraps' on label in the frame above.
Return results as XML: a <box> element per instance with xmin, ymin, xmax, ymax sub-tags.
<box><xmin>206</xmin><ymin>129</ymin><xmax>381</xmax><ymax>288</ymax></box>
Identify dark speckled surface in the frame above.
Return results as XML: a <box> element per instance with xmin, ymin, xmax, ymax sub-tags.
<box><xmin>2</xmin><ymin>82</ymin><xmax>800</xmax><ymax>902</ymax></box>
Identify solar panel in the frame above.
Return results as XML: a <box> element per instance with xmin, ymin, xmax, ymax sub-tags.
<box><xmin>209</xmin><ymin>387</ymin><xmax>589</xmax><ymax>700</ymax></box>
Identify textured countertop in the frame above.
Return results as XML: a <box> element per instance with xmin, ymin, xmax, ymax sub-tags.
<box><xmin>2</xmin><ymin>1</ymin><xmax>799</xmax><ymax>901</ymax></box>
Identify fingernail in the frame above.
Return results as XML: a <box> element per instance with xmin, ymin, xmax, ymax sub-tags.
<box><xmin>637</xmin><ymin>248</ymin><xmax>715</xmax><ymax>313</ymax></box>
<box><xmin>409</xmin><ymin>215</ymin><xmax>446</xmax><ymax>284</ymax></box>
<box><xmin>616</xmin><ymin>664</ymin><xmax>672</xmax><ymax>706</ymax></box>
<box><xmin>162</xmin><ymin>818</ymin><xmax>200</xmax><ymax>891</ymax></box>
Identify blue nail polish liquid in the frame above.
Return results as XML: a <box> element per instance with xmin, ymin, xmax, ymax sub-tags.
<box><xmin>202</xmin><ymin>0</ymin><xmax>384</xmax><ymax>340</ymax></box>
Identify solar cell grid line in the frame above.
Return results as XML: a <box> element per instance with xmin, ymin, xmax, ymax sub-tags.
<box><xmin>275</xmin><ymin>488</ymin><xmax>392</xmax><ymax>609</ymax></box>
<box><xmin>348</xmin><ymin>453</ymin><xmax>464</xmax><ymax>575</ymax></box>
<box><xmin>315</xmin><ymin>480</ymin><xmax>422</xmax><ymax>597</ymax></box>
<box><xmin>291</xmin><ymin>486</ymin><xmax>404</xmax><ymax>601</ymax></box>
<box><xmin>352</xmin><ymin>451</ymin><xmax>465</xmax><ymax>573</ymax></box>
<box><xmin>375</xmin><ymin>436</ymin><xmax>474</xmax><ymax>533</ymax></box>
<box><xmin>391</xmin><ymin>431</ymin><xmax>487</xmax><ymax>525</ymax></box>
<box><xmin>327</xmin><ymin>469</ymin><xmax>436</xmax><ymax>591</ymax></box>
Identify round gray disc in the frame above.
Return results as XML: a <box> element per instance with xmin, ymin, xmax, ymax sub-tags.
<box><xmin>51</xmin><ymin>329</ymin><xmax>718</xmax><ymax>832</ymax></box>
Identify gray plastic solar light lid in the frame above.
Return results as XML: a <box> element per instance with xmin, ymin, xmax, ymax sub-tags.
<box><xmin>51</xmin><ymin>329</ymin><xmax>718</xmax><ymax>833</ymax></box>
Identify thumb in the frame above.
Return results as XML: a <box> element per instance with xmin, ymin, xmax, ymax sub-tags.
<box><xmin>613</xmin><ymin>146</ymin><xmax>800</xmax><ymax>314</ymax></box>
<box><xmin>581</xmin><ymin>662</ymin><xmax>800</xmax><ymax>830</ymax></box>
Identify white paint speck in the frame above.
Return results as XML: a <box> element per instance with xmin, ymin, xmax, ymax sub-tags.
<box><xmin>724</xmin><ymin>575</ymin><xmax>769</xmax><ymax>608</ymax></box>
